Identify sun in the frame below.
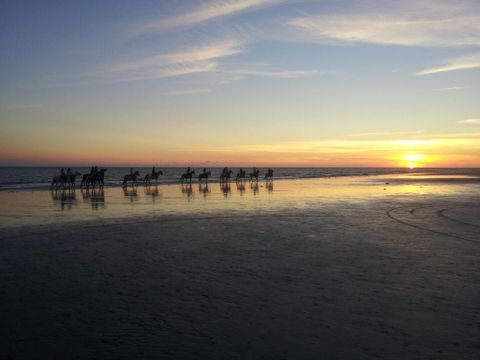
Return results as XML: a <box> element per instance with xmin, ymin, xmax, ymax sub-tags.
<box><xmin>402</xmin><ymin>154</ymin><xmax>426</xmax><ymax>169</ymax></box>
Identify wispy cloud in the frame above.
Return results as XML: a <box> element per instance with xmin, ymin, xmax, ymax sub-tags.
<box><xmin>433</xmin><ymin>86</ymin><xmax>472</xmax><ymax>91</ymax></box>
<box><xmin>96</xmin><ymin>37</ymin><xmax>320</xmax><ymax>84</ymax></box>
<box><xmin>224</xmin><ymin>68</ymin><xmax>320</xmax><ymax>79</ymax></box>
<box><xmin>131</xmin><ymin>0</ymin><xmax>284</xmax><ymax>35</ymax></box>
<box><xmin>97</xmin><ymin>38</ymin><xmax>245</xmax><ymax>81</ymax></box>
<box><xmin>288</xmin><ymin>1</ymin><xmax>480</xmax><ymax>47</ymax></box>
<box><xmin>457</xmin><ymin>118</ymin><xmax>480</xmax><ymax>125</ymax></box>
<box><xmin>415</xmin><ymin>53</ymin><xmax>480</xmax><ymax>75</ymax></box>
<box><xmin>165</xmin><ymin>88</ymin><xmax>212</xmax><ymax>96</ymax></box>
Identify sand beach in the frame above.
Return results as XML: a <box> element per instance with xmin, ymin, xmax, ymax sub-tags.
<box><xmin>1</xmin><ymin>173</ymin><xmax>479</xmax><ymax>359</ymax></box>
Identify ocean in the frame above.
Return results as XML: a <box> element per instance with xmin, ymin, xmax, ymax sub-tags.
<box><xmin>0</xmin><ymin>166</ymin><xmax>478</xmax><ymax>190</ymax></box>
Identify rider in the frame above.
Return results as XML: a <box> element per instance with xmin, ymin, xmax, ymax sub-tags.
<box><xmin>187</xmin><ymin>167</ymin><xmax>191</xmax><ymax>175</ymax></box>
<box><xmin>151</xmin><ymin>167</ymin><xmax>155</xmax><ymax>175</ymax></box>
<box><xmin>130</xmin><ymin>168</ymin><xmax>134</xmax><ymax>177</ymax></box>
<box><xmin>60</xmin><ymin>168</ymin><xmax>66</xmax><ymax>181</ymax></box>
<box><xmin>66</xmin><ymin>168</ymin><xmax>72</xmax><ymax>180</ymax></box>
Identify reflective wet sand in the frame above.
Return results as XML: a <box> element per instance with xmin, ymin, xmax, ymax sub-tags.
<box><xmin>0</xmin><ymin>175</ymin><xmax>478</xmax><ymax>229</ymax></box>
<box><xmin>1</xmin><ymin>174</ymin><xmax>480</xmax><ymax>359</ymax></box>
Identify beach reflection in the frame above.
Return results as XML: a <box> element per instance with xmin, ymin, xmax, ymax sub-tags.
<box><xmin>181</xmin><ymin>184</ymin><xmax>194</xmax><ymax>201</ymax></box>
<box><xmin>236</xmin><ymin>182</ymin><xmax>246</xmax><ymax>196</ymax></box>
<box><xmin>220</xmin><ymin>182</ymin><xmax>231</xmax><ymax>198</ymax></box>
<box><xmin>251</xmin><ymin>182</ymin><xmax>259</xmax><ymax>196</ymax></box>
<box><xmin>51</xmin><ymin>189</ymin><xmax>77</xmax><ymax>210</ymax></box>
<box><xmin>1</xmin><ymin>176</ymin><xmax>478</xmax><ymax>228</ymax></box>
<box><xmin>123</xmin><ymin>187</ymin><xmax>138</xmax><ymax>203</ymax></box>
<box><xmin>81</xmin><ymin>188</ymin><xmax>105</xmax><ymax>209</ymax></box>
<box><xmin>199</xmin><ymin>183</ymin><xmax>210</xmax><ymax>198</ymax></box>
<box><xmin>144</xmin><ymin>185</ymin><xmax>161</xmax><ymax>204</ymax></box>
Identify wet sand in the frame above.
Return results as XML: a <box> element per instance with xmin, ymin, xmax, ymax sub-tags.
<box><xmin>1</xmin><ymin>175</ymin><xmax>480</xmax><ymax>359</ymax></box>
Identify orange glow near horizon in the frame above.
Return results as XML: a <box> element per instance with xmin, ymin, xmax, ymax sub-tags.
<box><xmin>1</xmin><ymin>135</ymin><xmax>479</xmax><ymax>167</ymax></box>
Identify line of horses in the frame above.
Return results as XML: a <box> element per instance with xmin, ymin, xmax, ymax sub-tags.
<box><xmin>51</xmin><ymin>167</ymin><xmax>274</xmax><ymax>189</ymax></box>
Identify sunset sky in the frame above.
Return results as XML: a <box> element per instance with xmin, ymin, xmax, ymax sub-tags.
<box><xmin>1</xmin><ymin>0</ymin><xmax>479</xmax><ymax>167</ymax></box>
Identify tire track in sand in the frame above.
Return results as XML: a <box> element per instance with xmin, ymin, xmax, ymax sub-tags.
<box><xmin>437</xmin><ymin>209</ymin><xmax>480</xmax><ymax>229</ymax></box>
<box><xmin>386</xmin><ymin>206</ymin><xmax>479</xmax><ymax>244</ymax></box>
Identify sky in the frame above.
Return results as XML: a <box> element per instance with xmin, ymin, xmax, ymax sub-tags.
<box><xmin>0</xmin><ymin>0</ymin><xmax>479</xmax><ymax>168</ymax></box>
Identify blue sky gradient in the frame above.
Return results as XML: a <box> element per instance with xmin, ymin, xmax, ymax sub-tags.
<box><xmin>1</xmin><ymin>0</ymin><xmax>479</xmax><ymax>166</ymax></box>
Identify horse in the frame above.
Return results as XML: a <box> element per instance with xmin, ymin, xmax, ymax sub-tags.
<box><xmin>220</xmin><ymin>169</ymin><xmax>233</xmax><ymax>183</ymax></box>
<box><xmin>51</xmin><ymin>171</ymin><xmax>81</xmax><ymax>189</ymax></box>
<box><xmin>181</xmin><ymin>170</ymin><xmax>195</xmax><ymax>183</ymax></box>
<box><xmin>144</xmin><ymin>169</ymin><xmax>163</xmax><ymax>186</ymax></box>
<box><xmin>249</xmin><ymin>169</ymin><xmax>260</xmax><ymax>182</ymax></box>
<box><xmin>123</xmin><ymin>170</ymin><xmax>140</xmax><ymax>187</ymax></box>
<box><xmin>265</xmin><ymin>168</ymin><xmax>274</xmax><ymax>181</ymax></box>
<box><xmin>51</xmin><ymin>175</ymin><xmax>66</xmax><ymax>190</ymax></box>
<box><xmin>81</xmin><ymin>169</ymin><xmax>107</xmax><ymax>189</ymax></box>
<box><xmin>198</xmin><ymin>171</ymin><xmax>211</xmax><ymax>183</ymax></box>
<box><xmin>236</xmin><ymin>169</ymin><xmax>246</xmax><ymax>183</ymax></box>
<box><xmin>64</xmin><ymin>172</ymin><xmax>82</xmax><ymax>188</ymax></box>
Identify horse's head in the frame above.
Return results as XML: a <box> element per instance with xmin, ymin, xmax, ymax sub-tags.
<box><xmin>159</xmin><ymin>170</ymin><xmax>163</xmax><ymax>175</ymax></box>
<box><xmin>191</xmin><ymin>170</ymin><xmax>195</xmax><ymax>175</ymax></box>
<box><xmin>134</xmin><ymin>171</ymin><xmax>140</xmax><ymax>176</ymax></box>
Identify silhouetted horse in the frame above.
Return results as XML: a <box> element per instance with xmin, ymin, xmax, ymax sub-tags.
<box><xmin>144</xmin><ymin>169</ymin><xmax>163</xmax><ymax>186</ymax></box>
<box><xmin>236</xmin><ymin>169</ymin><xmax>246</xmax><ymax>183</ymax></box>
<box><xmin>123</xmin><ymin>171</ymin><xmax>140</xmax><ymax>187</ymax></box>
<box><xmin>181</xmin><ymin>170</ymin><xmax>195</xmax><ymax>183</ymax></box>
<box><xmin>265</xmin><ymin>168</ymin><xmax>274</xmax><ymax>181</ymax></box>
<box><xmin>81</xmin><ymin>169</ymin><xmax>107</xmax><ymax>189</ymax></box>
<box><xmin>220</xmin><ymin>169</ymin><xmax>233</xmax><ymax>183</ymax></box>
<box><xmin>198</xmin><ymin>171</ymin><xmax>211</xmax><ymax>183</ymax></box>
<box><xmin>51</xmin><ymin>171</ymin><xmax>81</xmax><ymax>189</ymax></box>
<box><xmin>249</xmin><ymin>169</ymin><xmax>260</xmax><ymax>182</ymax></box>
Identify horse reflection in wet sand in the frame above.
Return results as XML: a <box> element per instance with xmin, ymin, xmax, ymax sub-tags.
<box><xmin>51</xmin><ymin>188</ymin><xmax>77</xmax><ymax>210</ymax></box>
<box><xmin>199</xmin><ymin>183</ymin><xmax>210</xmax><ymax>198</ymax></box>
<box><xmin>236</xmin><ymin>181</ymin><xmax>246</xmax><ymax>195</ymax></box>
<box><xmin>181</xmin><ymin>183</ymin><xmax>194</xmax><ymax>200</ymax></box>
<box><xmin>251</xmin><ymin>181</ymin><xmax>259</xmax><ymax>195</ymax></box>
<box><xmin>123</xmin><ymin>186</ymin><xmax>138</xmax><ymax>203</ymax></box>
<box><xmin>144</xmin><ymin>185</ymin><xmax>160</xmax><ymax>203</ymax></box>
<box><xmin>220</xmin><ymin>182</ymin><xmax>231</xmax><ymax>197</ymax></box>
<box><xmin>81</xmin><ymin>188</ymin><xmax>105</xmax><ymax>209</ymax></box>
